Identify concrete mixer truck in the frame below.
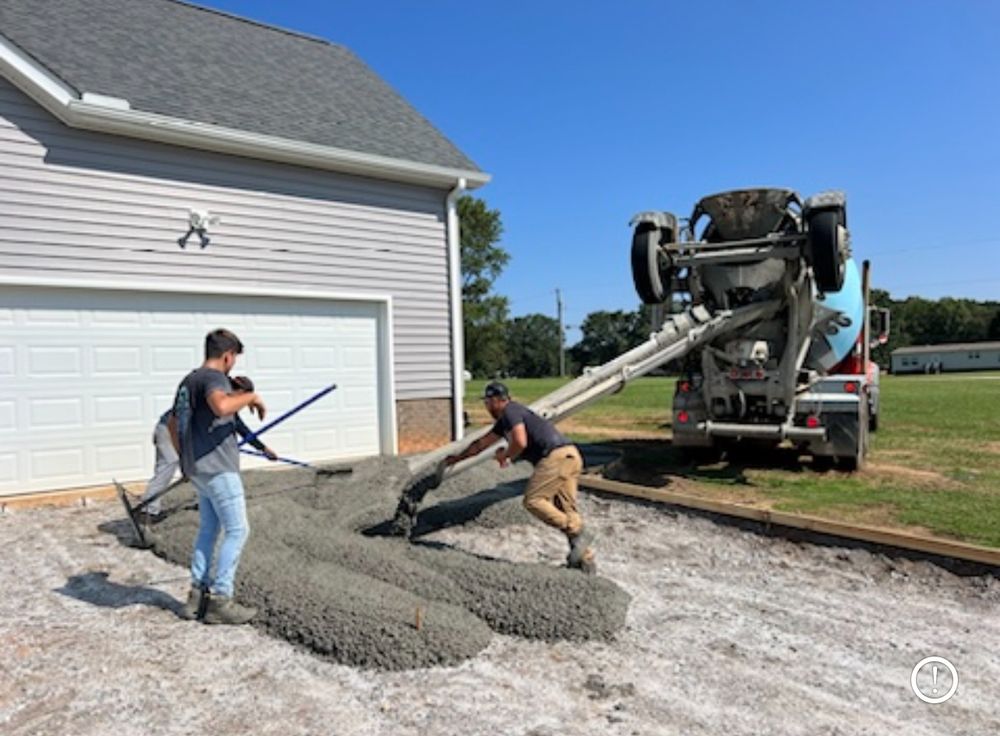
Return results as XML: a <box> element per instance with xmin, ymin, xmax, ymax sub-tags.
<box><xmin>391</xmin><ymin>187</ymin><xmax>890</xmax><ymax>534</ymax></box>
<box><xmin>631</xmin><ymin>188</ymin><xmax>889</xmax><ymax>470</ymax></box>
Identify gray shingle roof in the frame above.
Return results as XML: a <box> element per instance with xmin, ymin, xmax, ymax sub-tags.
<box><xmin>0</xmin><ymin>0</ymin><xmax>481</xmax><ymax>172</ymax></box>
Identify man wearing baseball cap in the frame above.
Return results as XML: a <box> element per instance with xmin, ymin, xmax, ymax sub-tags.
<box><xmin>445</xmin><ymin>381</ymin><xmax>596</xmax><ymax>573</ymax></box>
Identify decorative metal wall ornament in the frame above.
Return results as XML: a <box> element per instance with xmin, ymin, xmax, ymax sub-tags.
<box><xmin>178</xmin><ymin>210</ymin><xmax>220</xmax><ymax>249</ymax></box>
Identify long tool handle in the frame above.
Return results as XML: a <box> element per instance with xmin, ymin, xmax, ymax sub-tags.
<box><xmin>133</xmin><ymin>476</ymin><xmax>187</xmax><ymax>512</ymax></box>
<box><xmin>240</xmin><ymin>447</ymin><xmax>314</xmax><ymax>469</ymax></box>
<box><xmin>238</xmin><ymin>383</ymin><xmax>336</xmax><ymax>447</ymax></box>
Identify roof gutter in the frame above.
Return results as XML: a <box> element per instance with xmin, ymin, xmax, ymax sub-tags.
<box><xmin>0</xmin><ymin>34</ymin><xmax>489</xmax><ymax>190</ymax></box>
<box><xmin>446</xmin><ymin>178</ymin><xmax>467</xmax><ymax>441</ymax></box>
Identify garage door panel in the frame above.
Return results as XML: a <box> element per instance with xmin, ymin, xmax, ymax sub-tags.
<box><xmin>93</xmin><ymin>346</ymin><xmax>143</xmax><ymax>375</ymax></box>
<box><xmin>150</xmin><ymin>312</ymin><xmax>198</xmax><ymax>326</ymax></box>
<box><xmin>94</xmin><ymin>395</ymin><xmax>144</xmax><ymax>425</ymax></box>
<box><xmin>1</xmin><ymin>286</ymin><xmax>387</xmax><ymax>494</ymax></box>
<box><xmin>0</xmin><ymin>453</ymin><xmax>16</xmax><ymax>484</ymax></box>
<box><xmin>256</xmin><ymin>346</ymin><xmax>294</xmax><ymax>371</ymax></box>
<box><xmin>25</xmin><ymin>308</ymin><xmax>82</xmax><ymax>326</ymax></box>
<box><xmin>90</xmin><ymin>310</ymin><xmax>142</xmax><ymax>326</ymax></box>
<box><xmin>30</xmin><ymin>446</ymin><xmax>86</xmax><ymax>480</ymax></box>
<box><xmin>0</xmin><ymin>400</ymin><xmax>14</xmax><ymax>430</ymax></box>
<box><xmin>0</xmin><ymin>347</ymin><xmax>13</xmax><ymax>375</ymax></box>
<box><xmin>95</xmin><ymin>443</ymin><xmax>145</xmax><ymax>474</ymax></box>
<box><xmin>29</xmin><ymin>397</ymin><xmax>84</xmax><ymax>429</ymax></box>
<box><xmin>152</xmin><ymin>346</ymin><xmax>200</xmax><ymax>374</ymax></box>
<box><xmin>28</xmin><ymin>346</ymin><xmax>83</xmax><ymax>375</ymax></box>
<box><xmin>301</xmin><ymin>346</ymin><xmax>338</xmax><ymax>370</ymax></box>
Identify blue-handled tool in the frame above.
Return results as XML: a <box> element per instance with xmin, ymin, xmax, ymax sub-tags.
<box><xmin>240</xmin><ymin>448</ymin><xmax>353</xmax><ymax>477</ymax></box>
<box><xmin>118</xmin><ymin>382</ymin><xmax>339</xmax><ymax>546</ymax></box>
<box><xmin>238</xmin><ymin>383</ymin><xmax>337</xmax><ymax>447</ymax></box>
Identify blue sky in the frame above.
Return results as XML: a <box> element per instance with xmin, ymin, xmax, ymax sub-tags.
<box><xmin>199</xmin><ymin>1</ymin><xmax>1000</xmax><ymax>337</ymax></box>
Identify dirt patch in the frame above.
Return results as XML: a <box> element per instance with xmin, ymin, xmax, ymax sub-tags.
<box><xmin>865</xmin><ymin>463</ymin><xmax>963</xmax><ymax>490</ymax></box>
<box><xmin>145</xmin><ymin>457</ymin><xmax>629</xmax><ymax>671</ymax></box>
<box><xmin>557</xmin><ymin>420</ymin><xmax>667</xmax><ymax>441</ymax></box>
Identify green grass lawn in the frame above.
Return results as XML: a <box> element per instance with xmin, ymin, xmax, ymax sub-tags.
<box><xmin>466</xmin><ymin>373</ymin><xmax>1000</xmax><ymax>547</ymax></box>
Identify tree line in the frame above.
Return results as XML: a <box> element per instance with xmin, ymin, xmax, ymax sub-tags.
<box><xmin>461</xmin><ymin>196</ymin><xmax>1000</xmax><ymax>378</ymax></box>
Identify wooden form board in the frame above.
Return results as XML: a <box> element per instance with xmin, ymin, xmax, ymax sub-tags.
<box><xmin>579</xmin><ymin>474</ymin><xmax>1000</xmax><ymax>568</ymax></box>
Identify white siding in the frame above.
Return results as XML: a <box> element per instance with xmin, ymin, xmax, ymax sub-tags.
<box><xmin>0</xmin><ymin>78</ymin><xmax>453</xmax><ymax>400</ymax></box>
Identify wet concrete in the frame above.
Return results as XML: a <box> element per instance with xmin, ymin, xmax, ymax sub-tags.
<box><xmin>146</xmin><ymin>456</ymin><xmax>630</xmax><ymax>671</ymax></box>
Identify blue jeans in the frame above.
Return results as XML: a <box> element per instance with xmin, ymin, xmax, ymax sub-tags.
<box><xmin>189</xmin><ymin>472</ymin><xmax>249</xmax><ymax>598</ymax></box>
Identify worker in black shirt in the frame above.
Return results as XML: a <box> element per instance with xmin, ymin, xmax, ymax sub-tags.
<box><xmin>445</xmin><ymin>382</ymin><xmax>596</xmax><ymax>573</ymax></box>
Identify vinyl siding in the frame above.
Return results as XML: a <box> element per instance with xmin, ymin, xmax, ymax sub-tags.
<box><xmin>0</xmin><ymin>78</ymin><xmax>454</xmax><ymax>400</ymax></box>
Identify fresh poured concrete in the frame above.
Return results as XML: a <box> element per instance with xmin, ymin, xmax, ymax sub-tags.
<box><xmin>146</xmin><ymin>457</ymin><xmax>630</xmax><ymax>670</ymax></box>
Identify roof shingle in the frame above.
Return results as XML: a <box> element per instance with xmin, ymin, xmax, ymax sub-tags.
<box><xmin>0</xmin><ymin>0</ymin><xmax>481</xmax><ymax>172</ymax></box>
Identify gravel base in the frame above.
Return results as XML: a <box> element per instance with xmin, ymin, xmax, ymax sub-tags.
<box><xmin>2</xmin><ymin>474</ymin><xmax>999</xmax><ymax>735</ymax></box>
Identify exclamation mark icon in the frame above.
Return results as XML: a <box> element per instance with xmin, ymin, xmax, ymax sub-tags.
<box><xmin>932</xmin><ymin>665</ymin><xmax>939</xmax><ymax>695</ymax></box>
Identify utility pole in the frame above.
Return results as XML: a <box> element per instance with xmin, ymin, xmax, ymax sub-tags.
<box><xmin>556</xmin><ymin>288</ymin><xmax>566</xmax><ymax>377</ymax></box>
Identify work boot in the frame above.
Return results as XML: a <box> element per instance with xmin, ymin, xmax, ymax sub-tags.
<box><xmin>577</xmin><ymin>547</ymin><xmax>598</xmax><ymax>576</ymax></box>
<box><xmin>202</xmin><ymin>594</ymin><xmax>257</xmax><ymax>626</ymax></box>
<box><xmin>566</xmin><ymin>528</ymin><xmax>597</xmax><ymax>574</ymax></box>
<box><xmin>179</xmin><ymin>585</ymin><xmax>205</xmax><ymax>621</ymax></box>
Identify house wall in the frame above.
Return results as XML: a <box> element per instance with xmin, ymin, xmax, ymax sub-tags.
<box><xmin>0</xmin><ymin>77</ymin><xmax>457</xmax><ymax>445</ymax></box>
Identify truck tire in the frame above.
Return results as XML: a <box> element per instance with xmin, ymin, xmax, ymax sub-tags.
<box><xmin>838</xmin><ymin>401</ymin><xmax>868</xmax><ymax>472</ymax></box>
<box><xmin>631</xmin><ymin>224</ymin><xmax>672</xmax><ymax>304</ymax></box>
<box><xmin>806</xmin><ymin>209</ymin><xmax>846</xmax><ymax>293</ymax></box>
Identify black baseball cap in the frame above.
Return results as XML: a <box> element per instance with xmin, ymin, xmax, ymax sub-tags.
<box><xmin>481</xmin><ymin>381</ymin><xmax>509</xmax><ymax>400</ymax></box>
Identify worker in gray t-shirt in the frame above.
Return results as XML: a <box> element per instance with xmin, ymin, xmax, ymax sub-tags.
<box><xmin>169</xmin><ymin>328</ymin><xmax>268</xmax><ymax>625</ymax></box>
<box><xmin>140</xmin><ymin>393</ymin><xmax>274</xmax><ymax>521</ymax></box>
<box><xmin>445</xmin><ymin>381</ymin><xmax>596</xmax><ymax>574</ymax></box>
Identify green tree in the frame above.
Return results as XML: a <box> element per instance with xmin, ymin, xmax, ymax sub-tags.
<box><xmin>989</xmin><ymin>309</ymin><xmax>1000</xmax><ymax>340</ymax></box>
<box><xmin>506</xmin><ymin>313</ymin><xmax>560</xmax><ymax>378</ymax></box>
<box><xmin>569</xmin><ymin>307</ymin><xmax>653</xmax><ymax>369</ymax></box>
<box><xmin>459</xmin><ymin>196</ymin><xmax>511</xmax><ymax>377</ymax></box>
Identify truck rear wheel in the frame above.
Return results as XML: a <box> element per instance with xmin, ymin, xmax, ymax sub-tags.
<box><xmin>806</xmin><ymin>209</ymin><xmax>846</xmax><ymax>293</ymax></box>
<box><xmin>631</xmin><ymin>224</ymin><xmax>672</xmax><ymax>304</ymax></box>
<box><xmin>837</xmin><ymin>401</ymin><xmax>869</xmax><ymax>472</ymax></box>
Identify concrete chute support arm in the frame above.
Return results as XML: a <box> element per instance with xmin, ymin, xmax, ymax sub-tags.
<box><xmin>407</xmin><ymin>299</ymin><xmax>782</xmax><ymax>481</ymax></box>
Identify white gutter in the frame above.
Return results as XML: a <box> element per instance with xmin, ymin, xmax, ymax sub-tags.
<box><xmin>0</xmin><ymin>34</ymin><xmax>489</xmax><ymax>190</ymax></box>
<box><xmin>446</xmin><ymin>178</ymin><xmax>467</xmax><ymax>440</ymax></box>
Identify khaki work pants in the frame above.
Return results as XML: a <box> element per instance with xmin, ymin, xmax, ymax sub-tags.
<box><xmin>523</xmin><ymin>445</ymin><xmax>584</xmax><ymax>536</ymax></box>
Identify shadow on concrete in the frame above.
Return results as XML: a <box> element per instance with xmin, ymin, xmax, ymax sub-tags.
<box><xmin>55</xmin><ymin>571</ymin><xmax>183</xmax><ymax>615</ymax></box>
<box><xmin>361</xmin><ymin>481</ymin><xmax>524</xmax><ymax>539</ymax></box>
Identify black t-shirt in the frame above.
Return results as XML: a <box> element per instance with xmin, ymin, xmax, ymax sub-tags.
<box><xmin>491</xmin><ymin>401</ymin><xmax>570</xmax><ymax>465</ymax></box>
<box><xmin>173</xmin><ymin>367</ymin><xmax>238</xmax><ymax>477</ymax></box>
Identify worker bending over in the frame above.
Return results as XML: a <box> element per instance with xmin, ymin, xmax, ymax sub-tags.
<box><xmin>446</xmin><ymin>382</ymin><xmax>596</xmax><ymax>573</ymax></box>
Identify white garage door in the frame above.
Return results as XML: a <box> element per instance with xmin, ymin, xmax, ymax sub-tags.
<box><xmin>0</xmin><ymin>285</ymin><xmax>390</xmax><ymax>495</ymax></box>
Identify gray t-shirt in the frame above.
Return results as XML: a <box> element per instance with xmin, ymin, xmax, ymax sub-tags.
<box><xmin>491</xmin><ymin>401</ymin><xmax>570</xmax><ymax>465</ymax></box>
<box><xmin>173</xmin><ymin>367</ymin><xmax>239</xmax><ymax>477</ymax></box>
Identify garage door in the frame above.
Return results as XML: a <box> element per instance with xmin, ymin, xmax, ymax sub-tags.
<box><xmin>0</xmin><ymin>285</ymin><xmax>389</xmax><ymax>495</ymax></box>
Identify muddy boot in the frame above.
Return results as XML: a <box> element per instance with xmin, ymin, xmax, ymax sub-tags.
<box><xmin>202</xmin><ymin>594</ymin><xmax>256</xmax><ymax>626</ymax></box>
<box><xmin>577</xmin><ymin>547</ymin><xmax>598</xmax><ymax>576</ymax></box>
<box><xmin>179</xmin><ymin>585</ymin><xmax>205</xmax><ymax>621</ymax></box>
<box><xmin>566</xmin><ymin>528</ymin><xmax>595</xmax><ymax>567</ymax></box>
